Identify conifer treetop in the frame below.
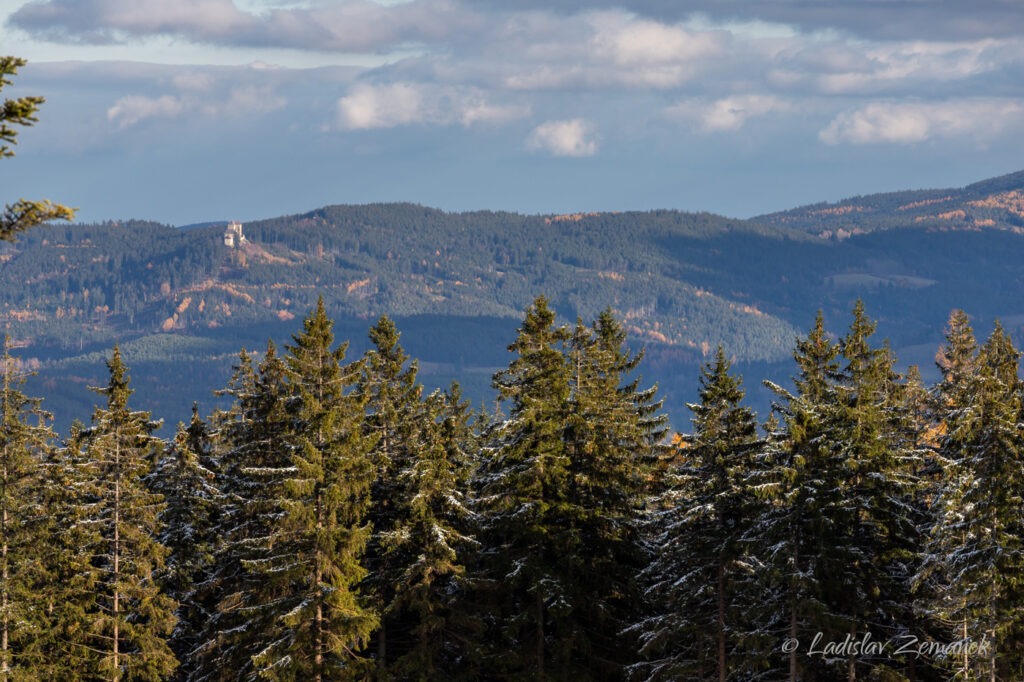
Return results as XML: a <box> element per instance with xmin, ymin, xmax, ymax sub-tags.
<box><xmin>791</xmin><ymin>310</ymin><xmax>840</xmax><ymax>402</ymax></box>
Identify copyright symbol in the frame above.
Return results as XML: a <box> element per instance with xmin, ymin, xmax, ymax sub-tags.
<box><xmin>781</xmin><ymin>638</ymin><xmax>799</xmax><ymax>653</ymax></box>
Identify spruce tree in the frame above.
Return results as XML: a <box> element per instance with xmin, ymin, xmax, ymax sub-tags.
<box><xmin>191</xmin><ymin>346</ymin><xmax>292</xmax><ymax>680</ymax></box>
<box><xmin>636</xmin><ymin>346</ymin><xmax>761</xmax><ymax>681</ymax></box>
<box><xmin>935</xmin><ymin>309</ymin><xmax>979</xmax><ymax>410</ymax></box>
<box><xmin>197</xmin><ymin>301</ymin><xmax>378</xmax><ymax>681</ymax></box>
<box><xmin>475</xmin><ymin>295</ymin><xmax>572</xmax><ymax>678</ymax></box>
<box><xmin>79</xmin><ymin>346</ymin><xmax>177</xmax><ymax>681</ymax></box>
<box><xmin>478</xmin><ymin>300</ymin><xmax>667</xmax><ymax>679</ymax></box>
<box><xmin>915</xmin><ymin>310</ymin><xmax>980</xmax><ymax>679</ymax></box>
<box><xmin>246</xmin><ymin>298</ymin><xmax>377</xmax><ymax>680</ymax></box>
<box><xmin>147</xmin><ymin>410</ymin><xmax>219</xmax><ymax>676</ymax></box>
<box><xmin>759</xmin><ymin>305</ymin><xmax>924</xmax><ymax>680</ymax></box>
<box><xmin>356</xmin><ymin>314</ymin><xmax>421</xmax><ymax>672</ymax></box>
<box><xmin>383</xmin><ymin>387</ymin><xmax>477</xmax><ymax>678</ymax></box>
<box><xmin>826</xmin><ymin>302</ymin><xmax>922</xmax><ymax>679</ymax></box>
<box><xmin>437</xmin><ymin>382</ymin><xmax>479</xmax><ymax>515</ymax></box>
<box><xmin>922</xmin><ymin>321</ymin><xmax>1024</xmax><ymax>679</ymax></box>
<box><xmin>758</xmin><ymin>311</ymin><xmax>843</xmax><ymax>681</ymax></box>
<box><xmin>564</xmin><ymin>312</ymin><xmax>665</xmax><ymax>677</ymax></box>
<box><xmin>28</xmin><ymin>420</ymin><xmax>102</xmax><ymax>681</ymax></box>
<box><xmin>0</xmin><ymin>342</ymin><xmax>54</xmax><ymax>679</ymax></box>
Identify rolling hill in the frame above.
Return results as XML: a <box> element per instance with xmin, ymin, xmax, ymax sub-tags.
<box><xmin>7</xmin><ymin>169</ymin><xmax>1024</xmax><ymax>432</ymax></box>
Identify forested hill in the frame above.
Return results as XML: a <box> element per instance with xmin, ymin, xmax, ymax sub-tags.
<box><xmin>754</xmin><ymin>168</ymin><xmax>1024</xmax><ymax>238</ymax></box>
<box><xmin>6</xmin><ymin>170</ymin><xmax>1024</xmax><ymax>429</ymax></box>
<box><xmin>4</xmin><ymin>207</ymin><xmax>807</xmax><ymax>363</ymax></box>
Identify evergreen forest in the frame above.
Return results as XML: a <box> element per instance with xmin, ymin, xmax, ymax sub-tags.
<box><xmin>0</xmin><ymin>295</ymin><xmax>1021</xmax><ymax>681</ymax></box>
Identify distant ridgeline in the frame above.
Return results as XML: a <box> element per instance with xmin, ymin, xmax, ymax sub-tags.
<box><xmin>754</xmin><ymin>167</ymin><xmax>1024</xmax><ymax>237</ymax></box>
<box><xmin>4</xmin><ymin>169</ymin><xmax>1024</xmax><ymax>429</ymax></box>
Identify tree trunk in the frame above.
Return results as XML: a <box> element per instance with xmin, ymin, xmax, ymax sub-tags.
<box><xmin>378</xmin><ymin>424</ymin><xmax>391</xmax><ymax>672</ymax></box>
<box><xmin>847</xmin><ymin>622</ymin><xmax>855</xmax><ymax>682</ymax></box>
<box><xmin>989</xmin><ymin>586</ymin><xmax>997</xmax><ymax>682</ymax></box>
<box><xmin>315</xmin><ymin>362</ymin><xmax>325</xmax><ymax>682</ymax></box>
<box><xmin>789</xmin><ymin>524</ymin><xmax>800</xmax><ymax>682</ymax></box>
<box><xmin>113</xmin><ymin>437</ymin><xmax>120</xmax><ymax>682</ymax></box>
<box><xmin>1</xmin><ymin>448</ymin><xmax>8</xmax><ymax>682</ymax></box>
<box><xmin>537</xmin><ymin>590</ymin><xmax>545</xmax><ymax>676</ymax></box>
<box><xmin>718</xmin><ymin>559</ymin><xmax>726</xmax><ymax>682</ymax></box>
<box><xmin>789</xmin><ymin>597</ymin><xmax>797</xmax><ymax>682</ymax></box>
<box><xmin>314</xmin><ymin>488</ymin><xmax>323</xmax><ymax>682</ymax></box>
<box><xmin>961</xmin><ymin>533</ymin><xmax>969</xmax><ymax>680</ymax></box>
<box><xmin>962</xmin><ymin>615</ymin><xmax>968</xmax><ymax>679</ymax></box>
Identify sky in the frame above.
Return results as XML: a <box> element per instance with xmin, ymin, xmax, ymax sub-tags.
<box><xmin>3</xmin><ymin>0</ymin><xmax>1024</xmax><ymax>225</ymax></box>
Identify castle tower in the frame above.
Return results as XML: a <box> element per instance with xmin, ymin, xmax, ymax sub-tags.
<box><xmin>224</xmin><ymin>221</ymin><xmax>246</xmax><ymax>247</ymax></box>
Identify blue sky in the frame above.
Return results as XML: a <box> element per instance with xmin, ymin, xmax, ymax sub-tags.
<box><xmin>3</xmin><ymin>0</ymin><xmax>1024</xmax><ymax>225</ymax></box>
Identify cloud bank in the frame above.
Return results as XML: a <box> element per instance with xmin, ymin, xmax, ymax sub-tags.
<box><xmin>5</xmin><ymin>0</ymin><xmax>1024</xmax><ymax>223</ymax></box>
<box><xmin>10</xmin><ymin>0</ymin><xmax>482</xmax><ymax>52</ymax></box>
<box><xmin>820</xmin><ymin>99</ymin><xmax>1024</xmax><ymax>145</ymax></box>
<box><xmin>9</xmin><ymin>0</ymin><xmax>1024</xmax><ymax>156</ymax></box>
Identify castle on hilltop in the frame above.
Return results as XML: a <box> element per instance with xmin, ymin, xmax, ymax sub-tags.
<box><xmin>223</xmin><ymin>221</ymin><xmax>247</xmax><ymax>248</ymax></box>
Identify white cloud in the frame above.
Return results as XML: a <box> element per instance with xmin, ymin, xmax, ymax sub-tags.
<box><xmin>337</xmin><ymin>83</ymin><xmax>423</xmax><ymax>130</ymax></box>
<box><xmin>592</xmin><ymin>15</ymin><xmax>725</xmax><ymax>67</ymax></box>
<box><xmin>497</xmin><ymin>12</ymin><xmax>728</xmax><ymax>91</ymax></box>
<box><xmin>768</xmin><ymin>37</ymin><xmax>1021</xmax><ymax>96</ymax></box>
<box><xmin>336</xmin><ymin>82</ymin><xmax>528</xmax><ymax>130</ymax></box>
<box><xmin>667</xmin><ymin>94</ymin><xmax>787</xmax><ymax>132</ymax></box>
<box><xmin>107</xmin><ymin>86</ymin><xmax>287</xmax><ymax>128</ymax></box>
<box><xmin>704</xmin><ymin>95</ymin><xmax>785</xmax><ymax>131</ymax></box>
<box><xmin>527</xmin><ymin>119</ymin><xmax>597</xmax><ymax>157</ymax></box>
<box><xmin>107</xmin><ymin>95</ymin><xmax>186</xmax><ymax>128</ymax></box>
<box><xmin>458</xmin><ymin>100</ymin><xmax>530</xmax><ymax>126</ymax></box>
<box><xmin>819</xmin><ymin>99</ymin><xmax>1024</xmax><ymax>145</ymax></box>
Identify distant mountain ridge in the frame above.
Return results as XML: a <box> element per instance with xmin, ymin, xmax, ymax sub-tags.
<box><xmin>754</xmin><ymin>169</ymin><xmax>1024</xmax><ymax>238</ymax></box>
<box><xmin>4</xmin><ymin>206</ymin><xmax>808</xmax><ymax>363</ymax></box>
<box><xmin>177</xmin><ymin>220</ymin><xmax>230</xmax><ymax>230</ymax></box>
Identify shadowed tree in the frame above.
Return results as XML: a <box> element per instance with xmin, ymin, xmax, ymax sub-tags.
<box><xmin>565</xmin><ymin>311</ymin><xmax>667</xmax><ymax>677</ymax></box>
<box><xmin>635</xmin><ymin>347</ymin><xmax>762</xmax><ymax>682</ymax></box>
<box><xmin>758</xmin><ymin>311</ymin><xmax>842</xmax><ymax>682</ymax></box>
<box><xmin>192</xmin><ymin>348</ymin><xmax>288</xmax><ymax>681</ymax></box>
<box><xmin>475</xmin><ymin>296</ymin><xmax>572</xmax><ymax>678</ymax></box>
<box><xmin>356</xmin><ymin>314</ymin><xmax>421</xmax><ymax>673</ymax></box>
<box><xmin>147</xmin><ymin>408</ymin><xmax>220</xmax><ymax>677</ymax></box>
<box><xmin>382</xmin><ymin>387</ymin><xmax>478</xmax><ymax>679</ymax></box>
<box><xmin>477</xmin><ymin>299</ymin><xmax>667</xmax><ymax>679</ymax></box>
